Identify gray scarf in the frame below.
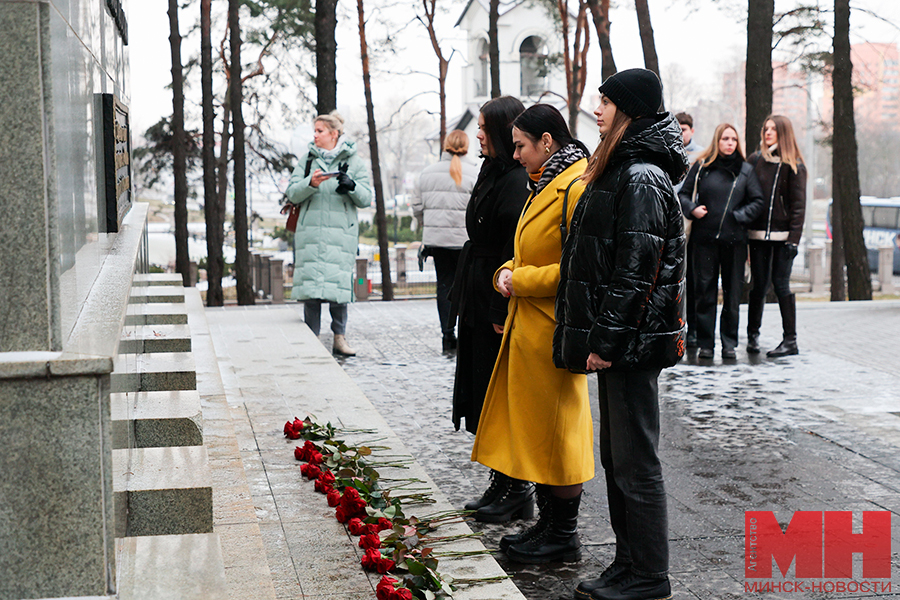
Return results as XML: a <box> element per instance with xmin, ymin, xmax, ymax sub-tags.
<box><xmin>527</xmin><ymin>142</ymin><xmax>589</xmax><ymax>196</ymax></box>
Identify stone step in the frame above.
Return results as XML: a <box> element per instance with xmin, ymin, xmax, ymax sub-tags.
<box><xmin>113</xmin><ymin>446</ymin><xmax>213</xmax><ymax>538</ymax></box>
<box><xmin>116</xmin><ymin>533</ymin><xmax>228</xmax><ymax>600</ymax></box>
<box><xmin>133</xmin><ymin>273</ymin><xmax>184</xmax><ymax>287</ymax></box>
<box><xmin>125</xmin><ymin>302</ymin><xmax>189</xmax><ymax>326</ymax></box>
<box><xmin>111</xmin><ymin>390</ymin><xmax>203</xmax><ymax>449</ymax></box>
<box><xmin>119</xmin><ymin>323</ymin><xmax>192</xmax><ymax>354</ymax></box>
<box><xmin>130</xmin><ymin>286</ymin><xmax>186</xmax><ymax>304</ymax></box>
<box><xmin>111</xmin><ymin>352</ymin><xmax>197</xmax><ymax>394</ymax></box>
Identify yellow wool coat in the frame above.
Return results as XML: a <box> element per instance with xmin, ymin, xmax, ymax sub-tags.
<box><xmin>471</xmin><ymin>159</ymin><xmax>593</xmax><ymax>486</ymax></box>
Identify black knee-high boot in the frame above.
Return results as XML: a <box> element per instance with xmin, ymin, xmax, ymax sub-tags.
<box><xmin>746</xmin><ymin>295</ymin><xmax>764</xmax><ymax>353</ymax></box>
<box><xmin>767</xmin><ymin>294</ymin><xmax>798</xmax><ymax>357</ymax></box>
<box><xmin>505</xmin><ymin>491</ymin><xmax>582</xmax><ymax>563</ymax></box>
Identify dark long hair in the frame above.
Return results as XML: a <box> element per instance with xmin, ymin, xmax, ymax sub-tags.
<box><xmin>480</xmin><ymin>96</ymin><xmax>525</xmax><ymax>167</ymax></box>
<box><xmin>511</xmin><ymin>104</ymin><xmax>590</xmax><ymax>155</ymax></box>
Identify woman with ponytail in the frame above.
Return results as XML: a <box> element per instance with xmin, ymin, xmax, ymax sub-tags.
<box><xmin>412</xmin><ymin>130</ymin><xmax>479</xmax><ymax>351</ymax></box>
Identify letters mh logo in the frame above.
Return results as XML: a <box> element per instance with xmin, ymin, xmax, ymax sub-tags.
<box><xmin>745</xmin><ymin>511</ymin><xmax>892</xmax><ymax>579</ymax></box>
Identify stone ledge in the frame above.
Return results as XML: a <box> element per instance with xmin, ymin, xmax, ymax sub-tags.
<box><xmin>119</xmin><ymin>324</ymin><xmax>192</xmax><ymax>354</ymax></box>
<box><xmin>113</xmin><ymin>446</ymin><xmax>213</xmax><ymax>537</ymax></box>
<box><xmin>129</xmin><ymin>287</ymin><xmax>186</xmax><ymax>304</ymax></box>
<box><xmin>111</xmin><ymin>390</ymin><xmax>203</xmax><ymax>449</ymax></box>
<box><xmin>116</xmin><ymin>533</ymin><xmax>228</xmax><ymax>600</ymax></box>
<box><xmin>133</xmin><ymin>273</ymin><xmax>184</xmax><ymax>287</ymax></box>
<box><xmin>125</xmin><ymin>303</ymin><xmax>189</xmax><ymax>326</ymax></box>
<box><xmin>111</xmin><ymin>352</ymin><xmax>197</xmax><ymax>393</ymax></box>
<box><xmin>0</xmin><ymin>351</ymin><xmax>112</xmax><ymax>379</ymax></box>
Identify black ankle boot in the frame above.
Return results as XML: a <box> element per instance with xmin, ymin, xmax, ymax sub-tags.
<box><xmin>474</xmin><ymin>478</ymin><xmax>535</xmax><ymax>523</ymax></box>
<box><xmin>506</xmin><ymin>492</ymin><xmax>581</xmax><ymax>563</ymax></box>
<box><xmin>767</xmin><ymin>295</ymin><xmax>798</xmax><ymax>357</ymax></box>
<box><xmin>574</xmin><ymin>561</ymin><xmax>631</xmax><ymax>600</ymax></box>
<box><xmin>464</xmin><ymin>470</ymin><xmax>507</xmax><ymax>512</ymax></box>
<box><xmin>500</xmin><ymin>484</ymin><xmax>551</xmax><ymax>551</ymax></box>
<box><xmin>589</xmin><ymin>572</ymin><xmax>671</xmax><ymax>600</ymax></box>
<box><xmin>746</xmin><ymin>332</ymin><xmax>760</xmax><ymax>354</ymax></box>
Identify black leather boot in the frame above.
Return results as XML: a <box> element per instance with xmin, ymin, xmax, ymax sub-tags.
<box><xmin>746</xmin><ymin>295</ymin><xmax>764</xmax><ymax>354</ymax></box>
<box><xmin>464</xmin><ymin>470</ymin><xmax>507</xmax><ymax>512</ymax></box>
<box><xmin>767</xmin><ymin>295</ymin><xmax>798</xmax><ymax>357</ymax></box>
<box><xmin>500</xmin><ymin>484</ymin><xmax>550</xmax><ymax>551</ymax></box>
<box><xmin>574</xmin><ymin>561</ymin><xmax>631</xmax><ymax>600</ymax></box>
<box><xmin>590</xmin><ymin>572</ymin><xmax>671</xmax><ymax>600</ymax></box>
<box><xmin>505</xmin><ymin>492</ymin><xmax>581</xmax><ymax>563</ymax></box>
<box><xmin>474</xmin><ymin>478</ymin><xmax>535</xmax><ymax>523</ymax></box>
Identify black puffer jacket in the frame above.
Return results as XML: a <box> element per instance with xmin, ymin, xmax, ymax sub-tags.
<box><xmin>679</xmin><ymin>159</ymin><xmax>766</xmax><ymax>244</ymax></box>
<box><xmin>746</xmin><ymin>151</ymin><xmax>807</xmax><ymax>244</ymax></box>
<box><xmin>554</xmin><ymin>113</ymin><xmax>689</xmax><ymax>372</ymax></box>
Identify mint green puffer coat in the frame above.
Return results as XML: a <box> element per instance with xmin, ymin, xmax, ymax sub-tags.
<box><xmin>286</xmin><ymin>140</ymin><xmax>372</xmax><ymax>303</ymax></box>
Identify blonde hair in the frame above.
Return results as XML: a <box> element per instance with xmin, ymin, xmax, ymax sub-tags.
<box><xmin>759</xmin><ymin>114</ymin><xmax>805</xmax><ymax>174</ymax></box>
<box><xmin>583</xmin><ymin>109</ymin><xmax>633</xmax><ymax>184</ymax></box>
<box><xmin>696</xmin><ymin>123</ymin><xmax>745</xmax><ymax>168</ymax></box>
<box><xmin>444</xmin><ymin>130</ymin><xmax>469</xmax><ymax>186</ymax></box>
<box><xmin>315</xmin><ymin>110</ymin><xmax>345</xmax><ymax>137</ymax></box>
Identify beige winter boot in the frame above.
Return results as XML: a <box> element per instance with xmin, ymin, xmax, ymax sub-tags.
<box><xmin>332</xmin><ymin>334</ymin><xmax>357</xmax><ymax>356</ymax></box>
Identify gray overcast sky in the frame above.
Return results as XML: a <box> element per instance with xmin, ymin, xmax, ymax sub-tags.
<box><xmin>128</xmin><ymin>0</ymin><xmax>900</xmax><ymax>138</ymax></box>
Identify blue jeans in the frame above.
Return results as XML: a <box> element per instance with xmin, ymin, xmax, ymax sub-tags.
<box><xmin>303</xmin><ymin>300</ymin><xmax>348</xmax><ymax>336</ymax></box>
<box><xmin>598</xmin><ymin>369</ymin><xmax>668</xmax><ymax>579</ymax></box>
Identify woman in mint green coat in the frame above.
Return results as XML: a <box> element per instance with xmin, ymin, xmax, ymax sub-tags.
<box><xmin>286</xmin><ymin>112</ymin><xmax>372</xmax><ymax>356</ymax></box>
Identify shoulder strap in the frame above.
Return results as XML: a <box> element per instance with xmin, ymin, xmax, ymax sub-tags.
<box><xmin>690</xmin><ymin>165</ymin><xmax>702</xmax><ymax>206</ymax></box>
<box><xmin>560</xmin><ymin>177</ymin><xmax>581</xmax><ymax>251</ymax></box>
<box><xmin>304</xmin><ymin>153</ymin><xmax>315</xmax><ymax>178</ymax></box>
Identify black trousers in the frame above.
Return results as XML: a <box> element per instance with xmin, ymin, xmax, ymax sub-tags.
<box><xmin>430</xmin><ymin>247</ymin><xmax>462</xmax><ymax>338</ymax></box>
<box><xmin>599</xmin><ymin>369</ymin><xmax>668</xmax><ymax>579</ymax></box>
<box><xmin>748</xmin><ymin>240</ymin><xmax>796</xmax><ymax>301</ymax></box>
<box><xmin>685</xmin><ymin>238</ymin><xmax>697</xmax><ymax>338</ymax></box>
<box><xmin>692</xmin><ymin>240</ymin><xmax>747</xmax><ymax>351</ymax></box>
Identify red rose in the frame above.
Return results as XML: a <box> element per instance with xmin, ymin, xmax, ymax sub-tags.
<box><xmin>314</xmin><ymin>479</ymin><xmax>333</xmax><ymax>494</ymax></box>
<box><xmin>348</xmin><ymin>518</ymin><xmax>367</xmax><ymax>536</ymax></box>
<box><xmin>375</xmin><ymin>557</ymin><xmax>395</xmax><ymax>574</ymax></box>
<box><xmin>308</xmin><ymin>451</ymin><xmax>324</xmax><ymax>465</ymax></box>
<box><xmin>358</xmin><ymin>533</ymin><xmax>380</xmax><ymax>549</ymax></box>
<box><xmin>284</xmin><ymin>421</ymin><xmax>298</xmax><ymax>439</ymax></box>
<box><xmin>392</xmin><ymin>588</ymin><xmax>412</xmax><ymax>600</ymax></box>
<box><xmin>292</xmin><ymin>417</ymin><xmax>305</xmax><ymax>432</ymax></box>
<box><xmin>376</xmin><ymin>576</ymin><xmax>399</xmax><ymax>600</ymax></box>
<box><xmin>361</xmin><ymin>548</ymin><xmax>381</xmax><ymax>570</ymax></box>
<box><xmin>335</xmin><ymin>506</ymin><xmax>349</xmax><ymax>523</ymax></box>
<box><xmin>304</xmin><ymin>464</ymin><xmax>321</xmax><ymax>480</ymax></box>
<box><xmin>326</xmin><ymin>490</ymin><xmax>341</xmax><ymax>507</ymax></box>
<box><xmin>299</xmin><ymin>463</ymin><xmax>310</xmax><ymax>477</ymax></box>
<box><xmin>366</xmin><ymin>523</ymin><xmax>380</xmax><ymax>535</ymax></box>
<box><xmin>376</xmin><ymin>517</ymin><xmax>393</xmax><ymax>531</ymax></box>
<box><xmin>318</xmin><ymin>471</ymin><xmax>335</xmax><ymax>485</ymax></box>
<box><xmin>294</xmin><ymin>446</ymin><xmax>307</xmax><ymax>461</ymax></box>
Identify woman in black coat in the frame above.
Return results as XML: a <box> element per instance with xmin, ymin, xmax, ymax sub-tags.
<box><xmin>451</xmin><ymin>97</ymin><xmax>530</xmax><ymax>514</ymax></box>
<box><xmin>554</xmin><ymin>68</ymin><xmax>687</xmax><ymax>600</ymax></box>
<box><xmin>679</xmin><ymin>123</ymin><xmax>765</xmax><ymax>359</ymax></box>
<box><xmin>745</xmin><ymin>115</ymin><xmax>807</xmax><ymax>357</ymax></box>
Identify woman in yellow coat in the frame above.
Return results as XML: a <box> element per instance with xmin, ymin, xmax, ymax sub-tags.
<box><xmin>470</xmin><ymin>104</ymin><xmax>592</xmax><ymax>564</ymax></box>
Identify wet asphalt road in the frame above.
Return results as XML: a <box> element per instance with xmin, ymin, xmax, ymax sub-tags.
<box><xmin>311</xmin><ymin>298</ymin><xmax>900</xmax><ymax>599</ymax></box>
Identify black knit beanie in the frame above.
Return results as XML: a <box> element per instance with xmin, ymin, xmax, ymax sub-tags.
<box><xmin>598</xmin><ymin>68</ymin><xmax>663</xmax><ymax>119</ymax></box>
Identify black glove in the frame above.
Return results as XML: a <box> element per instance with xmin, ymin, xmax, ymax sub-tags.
<box><xmin>335</xmin><ymin>162</ymin><xmax>356</xmax><ymax>195</ymax></box>
<box><xmin>786</xmin><ymin>242</ymin><xmax>799</xmax><ymax>259</ymax></box>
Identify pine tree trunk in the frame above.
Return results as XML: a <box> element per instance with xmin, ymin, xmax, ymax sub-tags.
<box><xmin>587</xmin><ymin>0</ymin><xmax>616</xmax><ymax>81</ymax></box>
<box><xmin>489</xmin><ymin>0</ymin><xmax>501</xmax><ymax>98</ymax></box>
<box><xmin>201</xmin><ymin>0</ymin><xmax>224</xmax><ymax>306</ymax></box>
<box><xmin>168</xmin><ymin>0</ymin><xmax>190</xmax><ymax>286</ymax></box>
<box><xmin>745</xmin><ymin>0</ymin><xmax>773</xmax><ymax>145</ymax></box>
<box><xmin>832</xmin><ymin>0</ymin><xmax>872</xmax><ymax>300</ymax></box>
<box><xmin>315</xmin><ymin>0</ymin><xmax>337</xmax><ymax>114</ymax></box>
<box><xmin>634</xmin><ymin>0</ymin><xmax>663</xmax><ymax>111</ymax></box>
<box><xmin>230</xmin><ymin>0</ymin><xmax>254</xmax><ymax>305</ymax></box>
<box><xmin>357</xmin><ymin>0</ymin><xmax>393</xmax><ymax>301</ymax></box>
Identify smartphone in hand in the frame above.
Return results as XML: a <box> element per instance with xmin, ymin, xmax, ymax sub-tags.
<box><xmin>321</xmin><ymin>171</ymin><xmax>341</xmax><ymax>177</ymax></box>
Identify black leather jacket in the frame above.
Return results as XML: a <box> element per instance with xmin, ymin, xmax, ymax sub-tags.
<box><xmin>746</xmin><ymin>151</ymin><xmax>807</xmax><ymax>244</ymax></box>
<box><xmin>554</xmin><ymin>113</ymin><xmax>689</xmax><ymax>372</ymax></box>
<box><xmin>679</xmin><ymin>160</ymin><xmax>766</xmax><ymax>244</ymax></box>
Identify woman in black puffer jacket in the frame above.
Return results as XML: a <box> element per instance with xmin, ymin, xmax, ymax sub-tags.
<box><xmin>679</xmin><ymin>124</ymin><xmax>765</xmax><ymax>359</ymax></box>
<box><xmin>554</xmin><ymin>69</ymin><xmax>687</xmax><ymax>600</ymax></box>
<box><xmin>745</xmin><ymin>115</ymin><xmax>807</xmax><ymax>357</ymax></box>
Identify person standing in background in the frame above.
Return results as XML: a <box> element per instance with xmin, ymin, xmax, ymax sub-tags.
<box><xmin>452</xmin><ymin>97</ymin><xmax>531</xmax><ymax>517</ymax></box>
<box><xmin>745</xmin><ymin>115</ymin><xmax>807</xmax><ymax>357</ymax></box>
<box><xmin>679</xmin><ymin>123</ymin><xmax>765</xmax><ymax>360</ymax></box>
<box><xmin>412</xmin><ymin>130</ymin><xmax>479</xmax><ymax>353</ymax></box>
<box><xmin>675</xmin><ymin>112</ymin><xmax>705</xmax><ymax>349</ymax></box>
<box><xmin>285</xmin><ymin>111</ymin><xmax>372</xmax><ymax>356</ymax></box>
